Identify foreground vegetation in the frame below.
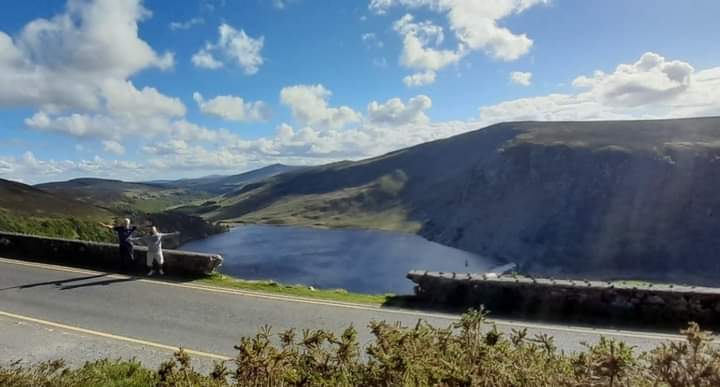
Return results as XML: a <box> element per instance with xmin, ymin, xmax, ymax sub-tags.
<box><xmin>0</xmin><ymin>211</ymin><xmax>114</xmax><ymax>243</ymax></box>
<box><xmin>3</xmin><ymin>310</ymin><xmax>720</xmax><ymax>386</ymax></box>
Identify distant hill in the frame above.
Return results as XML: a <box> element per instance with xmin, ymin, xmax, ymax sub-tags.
<box><xmin>36</xmin><ymin>178</ymin><xmax>210</xmax><ymax>213</ymax></box>
<box><xmin>189</xmin><ymin>117</ymin><xmax>720</xmax><ymax>284</ymax></box>
<box><xmin>0</xmin><ymin>178</ymin><xmax>224</xmax><ymax>245</ymax></box>
<box><xmin>0</xmin><ymin>179</ymin><xmax>116</xmax><ymax>241</ymax></box>
<box><xmin>153</xmin><ymin>164</ymin><xmax>305</xmax><ymax>194</ymax></box>
<box><xmin>0</xmin><ymin>178</ymin><xmax>109</xmax><ymax>218</ymax></box>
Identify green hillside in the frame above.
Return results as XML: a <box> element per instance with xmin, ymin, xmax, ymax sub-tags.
<box><xmin>0</xmin><ymin>178</ymin><xmax>224</xmax><ymax>244</ymax></box>
<box><xmin>0</xmin><ymin>178</ymin><xmax>115</xmax><ymax>241</ymax></box>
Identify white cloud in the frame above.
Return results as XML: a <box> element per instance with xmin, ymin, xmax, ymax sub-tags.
<box><xmin>102</xmin><ymin>79</ymin><xmax>186</xmax><ymax>118</ymax></box>
<box><xmin>0</xmin><ymin>0</ymin><xmax>174</xmax><ymax>112</ymax></box>
<box><xmin>441</xmin><ymin>0</ymin><xmax>546</xmax><ymax>61</ymax></box>
<box><xmin>167</xmin><ymin>120</ymin><xmax>239</xmax><ymax>143</ymax></box>
<box><xmin>191</xmin><ymin>49</ymin><xmax>224</xmax><ymax>69</ymax></box>
<box><xmin>102</xmin><ymin>140</ymin><xmax>126</xmax><ymax>155</ymax></box>
<box><xmin>0</xmin><ymin>152</ymin><xmax>145</xmax><ymax>184</ymax></box>
<box><xmin>371</xmin><ymin>0</ymin><xmax>547</xmax><ymax>85</ymax></box>
<box><xmin>370</xmin><ymin>0</ymin><xmax>438</xmax><ymax>15</ymax></box>
<box><xmin>510</xmin><ymin>71</ymin><xmax>532</xmax><ymax>86</ymax></box>
<box><xmin>479</xmin><ymin>52</ymin><xmax>720</xmax><ymax>123</ymax></box>
<box><xmin>169</xmin><ymin>17</ymin><xmax>204</xmax><ymax>31</ymax></box>
<box><xmin>280</xmin><ymin>84</ymin><xmax>362</xmax><ymax>129</ymax></box>
<box><xmin>25</xmin><ymin>112</ymin><xmax>239</xmax><ymax>144</ymax></box>
<box><xmin>192</xmin><ymin>24</ymin><xmax>264</xmax><ymax>75</ymax></box>
<box><xmin>0</xmin><ymin>0</ymin><xmax>197</xmax><ymax>157</ymax></box>
<box><xmin>361</xmin><ymin>32</ymin><xmax>384</xmax><ymax>49</ymax></box>
<box><xmin>393</xmin><ymin>14</ymin><xmax>462</xmax><ymax>83</ymax></box>
<box><xmin>403</xmin><ymin>70</ymin><xmax>437</xmax><ymax>86</ymax></box>
<box><xmin>143</xmin><ymin>140</ymin><xmax>190</xmax><ymax>156</ymax></box>
<box><xmin>149</xmin><ymin>148</ymin><xmax>249</xmax><ymax>171</ymax></box>
<box><xmin>272</xmin><ymin>0</ymin><xmax>296</xmax><ymax>9</ymax></box>
<box><xmin>572</xmin><ymin>52</ymin><xmax>694</xmax><ymax>107</ymax></box>
<box><xmin>25</xmin><ymin>112</ymin><xmax>123</xmax><ymax>139</ymax></box>
<box><xmin>368</xmin><ymin>95</ymin><xmax>432</xmax><ymax>125</ymax></box>
<box><xmin>240</xmin><ymin>119</ymin><xmax>481</xmax><ymax>161</ymax></box>
<box><xmin>193</xmin><ymin>92</ymin><xmax>271</xmax><ymax>122</ymax></box>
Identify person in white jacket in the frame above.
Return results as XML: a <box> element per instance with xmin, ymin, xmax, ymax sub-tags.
<box><xmin>131</xmin><ymin>226</ymin><xmax>179</xmax><ymax>276</ymax></box>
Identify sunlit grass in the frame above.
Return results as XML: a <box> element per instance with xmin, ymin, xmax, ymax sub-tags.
<box><xmin>195</xmin><ymin>273</ymin><xmax>393</xmax><ymax>305</ymax></box>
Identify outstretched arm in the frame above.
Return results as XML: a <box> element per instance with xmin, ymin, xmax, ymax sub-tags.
<box><xmin>159</xmin><ymin>232</ymin><xmax>180</xmax><ymax>238</ymax></box>
<box><xmin>99</xmin><ymin>222</ymin><xmax>114</xmax><ymax>229</ymax></box>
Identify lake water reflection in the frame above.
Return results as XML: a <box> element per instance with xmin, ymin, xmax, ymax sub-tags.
<box><xmin>180</xmin><ymin>225</ymin><xmax>499</xmax><ymax>294</ymax></box>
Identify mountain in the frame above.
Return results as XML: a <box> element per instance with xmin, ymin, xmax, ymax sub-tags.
<box><xmin>0</xmin><ymin>178</ymin><xmax>117</xmax><ymax>241</ymax></box>
<box><xmin>36</xmin><ymin>178</ymin><xmax>210</xmax><ymax>213</ymax></box>
<box><xmin>190</xmin><ymin>117</ymin><xmax>720</xmax><ymax>283</ymax></box>
<box><xmin>0</xmin><ymin>178</ymin><xmax>109</xmax><ymax>218</ymax></box>
<box><xmin>153</xmin><ymin>164</ymin><xmax>305</xmax><ymax>194</ymax></box>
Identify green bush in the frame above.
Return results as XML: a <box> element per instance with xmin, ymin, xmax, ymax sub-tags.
<box><xmin>2</xmin><ymin>311</ymin><xmax>720</xmax><ymax>386</ymax></box>
<box><xmin>0</xmin><ymin>212</ymin><xmax>114</xmax><ymax>243</ymax></box>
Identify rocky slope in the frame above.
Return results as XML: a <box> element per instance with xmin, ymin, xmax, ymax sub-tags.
<box><xmin>194</xmin><ymin>117</ymin><xmax>720</xmax><ymax>283</ymax></box>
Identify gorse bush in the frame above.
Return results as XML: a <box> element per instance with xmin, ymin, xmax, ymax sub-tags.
<box><xmin>2</xmin><ymin>310</ymin><xmax>720</xmax><ymax>386</ymax></box>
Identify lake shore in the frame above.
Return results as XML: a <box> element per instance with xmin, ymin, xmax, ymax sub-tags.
<box><xmin>180</xmin><ymin>224</ymin><xmax>496</xmax><ymax>294</ymax></box>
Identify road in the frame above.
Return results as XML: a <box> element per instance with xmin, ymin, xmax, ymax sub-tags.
<box><xmin>0</xmin><ymin>257</ymin><xmax>706</xmax><ymax>370</ymax></box>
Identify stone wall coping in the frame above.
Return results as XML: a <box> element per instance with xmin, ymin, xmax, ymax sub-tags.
<box><xmin>407</xmin><ymin>270</ymin><xmax>720</xmax><ymax>296</ymax></box>
<box><xmin>0</xmin><ymin>231</ymin><xmax>219</xmax><ymax>260</ymax></box>
<box><xmin>0</xmin><ymin>231</ymin><xmax>222</xmax><ymax>275</ymax></box>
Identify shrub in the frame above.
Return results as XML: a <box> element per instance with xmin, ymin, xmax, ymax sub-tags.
<box><xmin>2</xmin><ymin>311</ymin><xmax>720</xmax><ymax>386</ymax></box>
<box><xmin>0</xmin><ymin>212</ymin><xmax>114</xmax><ymax>243</ymax></box>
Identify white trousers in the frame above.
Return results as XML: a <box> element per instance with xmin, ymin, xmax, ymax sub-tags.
<box><xmin>146</xmin><ymin>251</ymin><xmax>164</xmax><ymax>267</ymax></box>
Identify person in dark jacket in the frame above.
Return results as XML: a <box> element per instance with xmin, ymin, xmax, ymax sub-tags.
<box><xmin>101</xmin><ymin>218</ymin><xmax>137</xmax><ymax>272</ymax></box>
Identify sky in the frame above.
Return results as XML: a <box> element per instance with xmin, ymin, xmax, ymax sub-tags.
<box><xmin>1</xmin><ymin>0</ymin><xmax>719</xmax><ymax>184</ymax></box>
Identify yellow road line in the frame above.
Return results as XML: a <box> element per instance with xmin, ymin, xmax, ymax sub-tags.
<box><xmin>0</xmin><ymin>257</ymin><xmax>713</xmax><ymax>344</ymax></box>
<box><xmin>0</xmin><ymin>310</ymin><xmax>231</xmax><ymax>361</ymax></box>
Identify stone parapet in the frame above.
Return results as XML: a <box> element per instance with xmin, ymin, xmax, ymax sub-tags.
<box><xmin>0</xmin><ymin>232</ymin><xmax>222</xmax><ymax>276</ymax></box>
<box><xmin>407</xmin><ymin>270</ymin><xmax>720</xmax><ymax>326</ymax></box>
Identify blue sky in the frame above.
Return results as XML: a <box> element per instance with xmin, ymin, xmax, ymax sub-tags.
<box><xmin>1</xmin><ymin>0</ymin><xmax>719</xmax><ymax>183</ymax></box>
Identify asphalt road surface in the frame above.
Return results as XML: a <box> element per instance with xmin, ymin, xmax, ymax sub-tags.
<box><xmin>0</xmin><ymin>257</ymin><xmax>709</xmax><ymax>370</ymax></box>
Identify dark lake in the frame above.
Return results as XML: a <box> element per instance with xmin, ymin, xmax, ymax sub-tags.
<box><xmin>180</xmin><ymin>225</ymin><xmax>499</xmax><ymax>294</ymax></box>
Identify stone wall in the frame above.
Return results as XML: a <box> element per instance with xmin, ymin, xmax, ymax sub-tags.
<box><xmin>407</xmin><ymin>270</ymin><xmax>720</xmax><ymax>327</ymax></box>
<box><xmin>0</xmin><ymin>232</ymin><xmax>222</xmax><ymax>276</ymax></box>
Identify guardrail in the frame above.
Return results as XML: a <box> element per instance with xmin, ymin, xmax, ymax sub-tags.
<box><xmin>0</xmin><ymin>231</ymin><xmax>222</xmax><ymax>276</ymax></box>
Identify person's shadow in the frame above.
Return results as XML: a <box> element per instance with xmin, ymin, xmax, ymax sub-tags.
<box><xmin>59</xmin><ymin>277</ymin><xmax>136</xmax><ymax>290</ymax></box>
<box><xmin>0</xmin><ymin>274</ymin><xmax>137</xmax><ymax>291</ymax></box>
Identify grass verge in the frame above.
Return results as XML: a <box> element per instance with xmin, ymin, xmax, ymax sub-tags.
<box><xmin>195</xmin><ymin>273</ymin><xmax>393</xmax><ymax>305</ymax></box>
